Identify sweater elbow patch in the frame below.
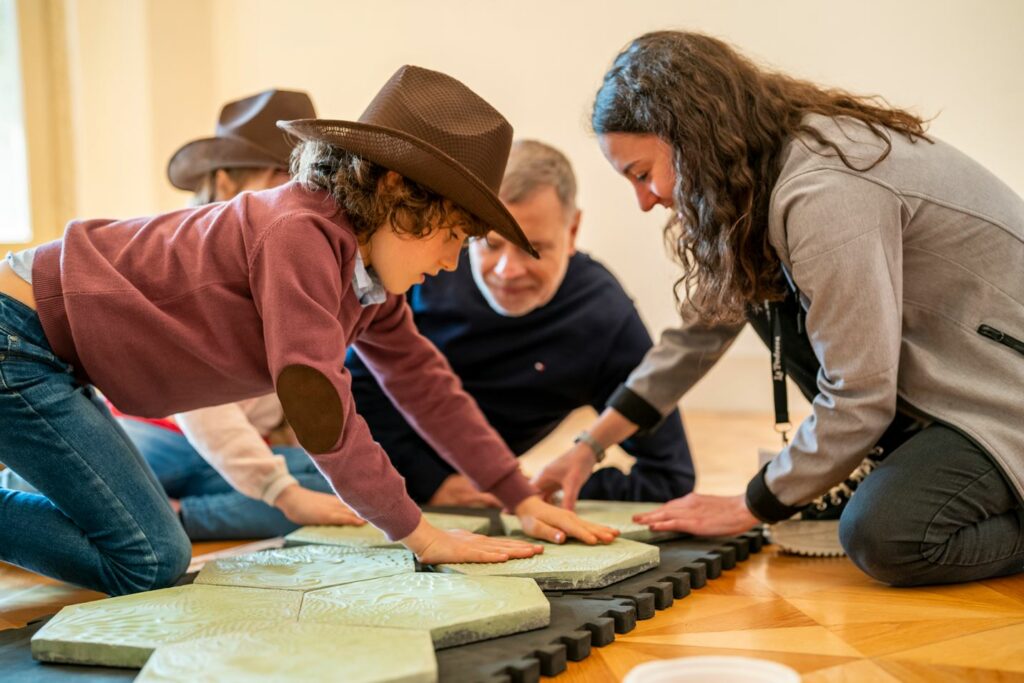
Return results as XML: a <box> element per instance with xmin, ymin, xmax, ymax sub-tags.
<box><xmin>276</xmin><ymin>364</ymin><xmax>344</xmax><ymax>455</ymax></box>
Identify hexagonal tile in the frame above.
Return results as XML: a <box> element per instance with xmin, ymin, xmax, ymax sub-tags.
<box><xmin>502</xmin><ymin>500</ymin><xmax>679</xmax><ymax>542</ymax></box>
<box><xmin>435</xmin><ymin>537</ymin><xmax>660</xmax><ymax>589</ymax></box>
<box><xmin>194</xmin><ymin>545</ymin><xmax>415</xmax><ymax>592</ymax></box>
<box><xmin>286</xmin><ymin>512</ymin><xmax>489</xmax><ymax>549</ymax></box>
<box><xmin>137</xmin><ymin>622</ymin><xmax>437</xmax><ymax>683</ymax></box>
<box><xmin>300</xmin><ymin>573</ymin><xmax>550</xmax><ymax>648</ymax></box>
<box><xmin>31</xmin><ymin>584</ymin><xmax>303</xmax><ymax>668</ymax></box>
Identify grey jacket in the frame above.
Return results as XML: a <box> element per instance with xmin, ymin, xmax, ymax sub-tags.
<box><xmin>612</xmin><ymin>114</ymin><xmax>1024</xmax><ymax>520</ymax></box>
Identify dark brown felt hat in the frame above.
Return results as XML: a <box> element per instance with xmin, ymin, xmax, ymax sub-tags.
<box><xmin>278</xmin><ymin>65</ymin><xmax>538</xmax><ymax>258</ymax></box>
<box><xmin>168</xmin><ymin>89</ymin><xmax>316</xmax><ymax>191</ymax></box>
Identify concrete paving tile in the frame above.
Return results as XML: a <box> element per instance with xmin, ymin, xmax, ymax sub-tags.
<box><xmin>137</xmin><ymin>622</ymin><xmax>437</xmax><ymax>682</ymax></box>
<box><xmin>435</xmin><ymin>537</ymin><xmax>659</xmax><ymax>589</ymax></box>
<box><xmin>195</xmin><ymin>545</ymin><xmax>414</xmax><ymax>592</ymax></box>
<box><xmin>31</xmin><ymin>584</ymin><xmax>303</xmax><ymax>668</ymax></box>
<box><xmin>300</xmin><ymin>573</ymin><xmax>550</xmax><ymax>648</ymax></box>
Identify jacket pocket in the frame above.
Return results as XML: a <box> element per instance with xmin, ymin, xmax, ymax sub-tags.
<box><xmin>978</xmin><ymin>324</ymin><xmax>1024</xmax><ymax>358</ymax></box>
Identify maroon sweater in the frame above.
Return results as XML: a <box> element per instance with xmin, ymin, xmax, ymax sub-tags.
<box><xmin>31</xmin><ymin>182</ymin><xmax>536</xmax><ymax>540</ymax></box>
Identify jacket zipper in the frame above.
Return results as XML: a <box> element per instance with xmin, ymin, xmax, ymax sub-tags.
<box><xmin>978</xmin><ymin>324</ymin><xmax>1024</xmax><ymax>357</ymax></box>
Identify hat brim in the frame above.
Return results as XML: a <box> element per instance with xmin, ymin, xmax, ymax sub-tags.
<box><xmin>167</xmin><ymin>136</ymin><xmax>286</xmax><ymax>192</ymax></box>
<box><xmin>277</xmin><ymin>118</ymin><xmax>538</xmax><ymax>258</ymax></box>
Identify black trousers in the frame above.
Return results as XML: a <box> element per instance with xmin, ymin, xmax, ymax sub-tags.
<box><xmin>748</xmin><ymin>291</ymin><xmax>1024</xmax><ymax>586</ymax></box>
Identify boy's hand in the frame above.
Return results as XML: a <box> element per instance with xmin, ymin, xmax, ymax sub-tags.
<box><xmin>401</xmin><ymin>518</ymin><xmax>543</xmax><ymax>564</ymax></box>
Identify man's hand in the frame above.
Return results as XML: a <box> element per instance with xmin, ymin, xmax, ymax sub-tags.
<box><xmin>632</xmin><ymin>493</ymin><xmax>759</xmax><ymax>536</ymax></box>
<box><xmin>401</xmin><ymin>517</ymin><xmax>544</xmax><ymax>564</ymax></box>
<box><xmin>514</xmin><ymin>495</ymin><xmax>618</xmax><ymax>545</ymax></box>
<box><xmin>274</xmin><ymin>485</ymin><xmax>366</xmax><ymax>527</ymax></box>
<box><xmin>529</xmin><ymin>443</ymin><xmax>597</xmax><ymax>510</ymax></box>
<box><xmin>428</xmin><ymin>474</ymin><xmax>502</xmax><ymax>508</ymax></box>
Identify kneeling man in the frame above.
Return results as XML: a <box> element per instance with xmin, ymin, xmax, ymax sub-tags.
<box><xmin>347</xmin><ymin>140</ymin><xmax>695</xmax><ymax>507</ymax></box>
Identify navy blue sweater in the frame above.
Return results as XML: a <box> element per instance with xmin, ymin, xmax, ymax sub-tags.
<box><xmin>346</xmin><ymin>251</ymin><xmax>695</xmax><ymax>503</ymax></box>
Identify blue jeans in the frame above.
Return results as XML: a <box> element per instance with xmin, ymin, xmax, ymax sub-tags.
<box><xmin>117</xmin><ymin>419</ymin><xmax>333</xmax><ymax>540</ymax></box>
<box><xmin>0</xmin><ymin>293</ymin><xmax>191</xmax><ymax>596</ymax></box>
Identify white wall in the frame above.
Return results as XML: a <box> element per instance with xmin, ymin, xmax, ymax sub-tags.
<box><xmin>58</xmin><ymin>0</ymin><xmax>1024</xmax><ymax>411</ymax></box>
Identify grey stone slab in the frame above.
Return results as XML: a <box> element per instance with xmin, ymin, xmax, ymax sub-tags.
<box><xmin>501</xmin><ymin>500</ymin><xmax>680</xmax><ymax>543</ymax></box>
<box><xmin>434</xmin><ymin>538</ymin><xmax>660</xmax><ymax>590</ymax></box>
<box><xmin>300</xmin><ymin>573</ymin><xmax>550</xmax><ymax>649</ymax></box>
<box><xmin>194</xmin><ymin>545</ymin><xmax>415</xmax><ymax>592</ymax></box>
<box><xmin>286</xmin><ymin>512</ymin><xmax>490</xmax><ymax>549</ymax></box>
<box><xmin>136</xmin><ymin>622</ymin><xmax>437</xmax><ymax>683</ymax></box>
<box><xmin>30</xmin><ymin>585</ymin><xmax>303</xmax><ymax>668</ymax></box>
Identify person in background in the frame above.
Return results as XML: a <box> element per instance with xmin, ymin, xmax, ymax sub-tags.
<box><xmin>348</xmin><ymin>140</ymin><xmax>696</xmax><ymax>510</ymax></box>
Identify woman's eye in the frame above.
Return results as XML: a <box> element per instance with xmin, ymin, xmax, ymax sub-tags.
<box><xmin>635</xmin><ymin>172</ymin><xmax>649</xmax><ymax>182</ymax></box>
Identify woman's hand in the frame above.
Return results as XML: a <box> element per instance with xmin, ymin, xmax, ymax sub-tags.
<box><xmin>632</xmin><ymin>493</ymin><xmax>759</xmax><ymax>536</ymax></box>
<box><xmin>401</xmin><ymin>518</ymin><xmax>544</xmax><ymax>564</ymax></box>
<box><xmin>274</xmin><ymin>485</ymin><xmax>366</xmax><ymax>527</ymax></box>
<box><xmin>514</xmin><ymin>495</ymin><xmax>619</xmax><ymax>545</ymax></box>
<box><xmin>529</xmin><ymin>444</ymin><xmax>597</xmax><ymax>510</ymax></box>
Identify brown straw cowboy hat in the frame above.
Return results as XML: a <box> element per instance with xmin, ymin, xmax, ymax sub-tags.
<box><xmin>168</xmin><ymin>89</ymin><xmax>316</xmax><ymax>192</ymax></box>
<box><xmin>278</xmin><ymin>65</ymin><xmax>538</xmax><ymax>258</ymax></box>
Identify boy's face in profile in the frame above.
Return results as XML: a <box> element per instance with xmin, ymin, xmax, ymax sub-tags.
<box><xmin>366</xmin><ymin>220</ymin><xmax>469</xmax><ymax>295</ymax></box>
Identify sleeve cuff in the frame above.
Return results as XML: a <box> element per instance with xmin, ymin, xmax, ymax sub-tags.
<box><xmin>486</xmin><ymin>469</ymin><xmax>538</xmax><ymax>512</ymax></box>
<box><xmin>261</xmin><ymin>474</ymin><xmax>300</xmax><ymax>506</ymax></box>
<box><xmin>379</xmin><ymin>497</ymin><xmax>424</xmax><ymax>542</ymax></box>
<box><xmin>745</xmin><ymin>464</ymin><xmax>804</xmax><ymax>523</ymax></box>
<box><xmin>607</xmin><ymin>384</ymin><xmax>664</xmax><ymax>432</ymax></box>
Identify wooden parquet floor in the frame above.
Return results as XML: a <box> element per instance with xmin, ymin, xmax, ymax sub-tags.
<box><xmin>3</xmin><ymin>411</ymin><xmax>1024</xmax><ymax>681</ymax></box>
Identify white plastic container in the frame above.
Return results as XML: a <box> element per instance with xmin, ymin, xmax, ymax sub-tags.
<box><xmin>623</xmin><ymin>656</ymin><xmax>801</xmax><ymax>683</ymax></box>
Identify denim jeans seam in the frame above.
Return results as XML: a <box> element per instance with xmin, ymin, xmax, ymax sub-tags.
<box><xmin>11</xmin><ymin>387</ymin><xmax>162</xmax><ymax>586</ymax></box>
<box><xmin>920</xmin><ymin>465</ymin><xmax>1024</xmax><ymax>568</ymax></box>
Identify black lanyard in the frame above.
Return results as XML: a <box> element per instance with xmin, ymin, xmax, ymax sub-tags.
<box><xmin>768</xmin><ymin>300</ymin><xmax>792</xmax><ymax>446</ymax></box>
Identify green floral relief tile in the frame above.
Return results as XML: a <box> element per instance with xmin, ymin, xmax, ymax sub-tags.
<box><xmin>286</xmin><ymin>512</ymin><xmax>489</xmax><ymax>549</ymax></box>
<box><xmin>435</xmin><ymin>537</ymin><xmax>660</xmax><ymax>589</ymax></box>
<box><xmin>31</xmin><ymin>584</ymin><xmax>303</xmax><ymax>668</ymax></box>
<box><xmin>195</xmin><ymin>545</ymin><xmax>415</xmax><ymax>592</ymax></box>
<box><xmin>300</xmin><ymin>573</ymin><xmax>550</xmax><ymax>649</ymax></box>
<box><xmin>136</xmin><ymin>622</ymin><xmax>437</xmax><ymax>683</ymax></box>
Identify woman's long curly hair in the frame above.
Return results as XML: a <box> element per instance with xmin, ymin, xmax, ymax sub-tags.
<box><xmin>592</xmin><ymin>31</ymin><xmax>930</xmax><ymax>323</ymax></box>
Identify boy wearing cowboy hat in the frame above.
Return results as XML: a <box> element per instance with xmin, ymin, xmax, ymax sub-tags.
<box><xmin>101</xmin><ymin>88</ymin><xmax>367</xmax><ymax>539</ymax></box>
<box><xmin>0</xmin><ymin>66</ymin><xmax>615</xmax><ymax>596</ymax></box>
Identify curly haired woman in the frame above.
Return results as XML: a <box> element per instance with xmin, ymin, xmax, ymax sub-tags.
<box><xmin>534</xmin><ymin>31</ymin><xmax>1024</xmax><ymax>586</ymax></box>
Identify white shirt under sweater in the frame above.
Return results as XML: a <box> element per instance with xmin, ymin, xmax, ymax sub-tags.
<box><xmin>174</xmin><ymin>395</ymin><xmax>298</xmax><ymax>506</ymax></box>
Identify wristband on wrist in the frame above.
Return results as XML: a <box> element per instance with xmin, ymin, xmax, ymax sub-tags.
<box><xmin>573</xmin><ymin>430</ymin><xmax>606</xmax><ymax>463</ymax></box>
